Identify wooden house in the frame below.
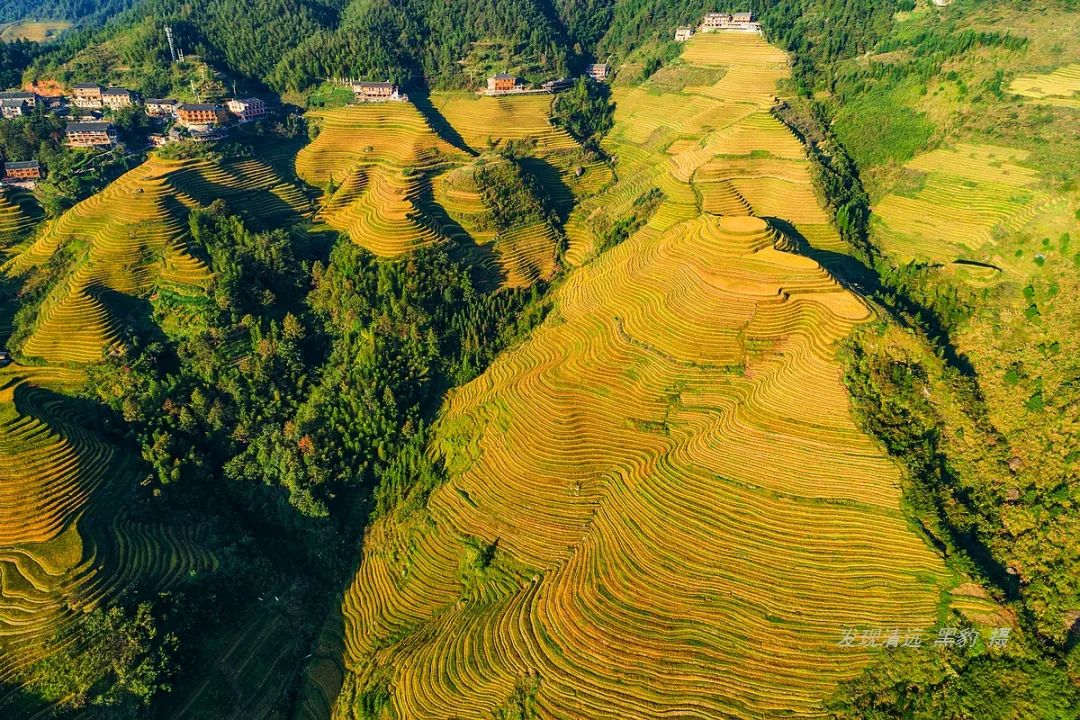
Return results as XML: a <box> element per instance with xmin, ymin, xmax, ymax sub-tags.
<box><xmin>176</xmin><ymin>103</ymin><xmax>228</xmax><ymax>127</ymax></box>
<box><xmin>3</xmin><ymin>160</ymin><xmax>41</xmax><ymax>181</ymax></box>
<box><xmin>487</xmin><ymin>74</ymin><xmax>523</xmax><ymax>93</ymax></box>
<box><xmin>65</xmin><ymin>121</ymin><xmax>117</xmax><ymax>147</ymax></box>
<box><xmin>71</xmin><ymin>83</ymin><xmax>104</xmax><ymax>108</ymax></box>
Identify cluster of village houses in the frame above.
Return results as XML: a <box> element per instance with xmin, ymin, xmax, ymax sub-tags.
<box><xmin>346</xmin><ymin>63</ymin><xmax>611</xmax><ymax>104</ymax></box>
<box><xmin>0</xmin><ymin>83</ymin><xmax>271</xmax><ymax>187</ymax></box>
<box><xmin>675</xmin><ymin>11</ymin><xmax>761</xmax><ymax>42</ymax></box>
<box><xmin>1</xmin><ymin>11</ymin><xmax>756</xmax><ymax>187</ymax></box>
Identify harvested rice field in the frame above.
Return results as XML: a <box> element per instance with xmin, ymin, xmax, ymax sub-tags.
<box><xmin>334</xmin><ymin>32</ymin><xmax>951</xmax><ymax>719</ymax></box>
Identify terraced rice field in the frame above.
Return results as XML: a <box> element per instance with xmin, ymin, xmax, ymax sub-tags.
<box><xmin>565</xmin><ymin>32</ymin><xmax>828</xmax><ymax>266</ymax></box>
<box><xmin>296</xmin><ymin>103</ymin><xmax>469</xmax><ymax>256</ymax></box>
<box><xmin>1008</xmin><ymin>63</ymin><xmax>1080</xmax><ymax>108</ymax></box>
<box><xmin>297</xmin><ymin>99</ymin><xmax>591</xmax><ymax>272</ymax></box>
<box><xmin>433</xmin><ymin>160</ymin><xmax>559</xmax><ymax>288</ymax></box>
<box><xmin>338</xmin><ymin>213</ymin><xmax>948</xmax><ymax>719</ymax></box>
<box><xmin>872</xmin><ymin>143</ymin><xmax>1047</xmax><ymax>267</ymax></box>
<box><xmin>433</xmin><ymin>94</ymin><xmax>579</xmax><ymax>155</ymax></box>
<box><xmin>0</xmin><ymin>366</ymin><xmax>217</xmax><ymax>679</ymax></box>
<box><xmin>0</xmin><ymin>190</ymin><xmax>41</xmax><ymax>255</ymax></box>
<box><xmin>335</xmin><ymin>32</ymin><xmax>950</xmax><ymax>719</ymax></box>
<box><xmin>3</xmin><ymin>154</ymin><xmax>311</xmax><ymax>364</ymax></box>
<box><xmin>0</xmin><ymin>20</ymin><xmax>71</xmax><ymax>43</ymax></box>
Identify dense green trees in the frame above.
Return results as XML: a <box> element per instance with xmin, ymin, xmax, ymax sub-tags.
<box><xmin>20</xmin><ymin>600</ymin><xmax>178</xmax><ymax>717</ymax></box>
<box><xmin>0</xmin><ymin>37</ymin><xmax>36</xmax><ymax>87</ymax></box>
<box><xmin>828</xmin><ymin>642</ymin><xmax>1079</xmax><ymax>720</ymax></box>
<box><xmin>551</xmin><ymin>77</ymin><xmax>614</xmax><ymax>147</ymax></box>
<box><xmin>0</xmin><ymin>0</ymin><xmax>136</xmax><ymax>24</ymax></box>
<box><xmin>88</xmin><ymin>201</ymin><xmax>545</xmax><ymax>521</ymax></box>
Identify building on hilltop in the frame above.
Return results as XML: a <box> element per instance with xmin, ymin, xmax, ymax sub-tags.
<box><xmin>585</xmin><ymin>63</ymin><xmax>610</xmax><ymax>82</ymax></box>
<box><xmin>1</xmin><ymin>99</ymin><xmax>28</xmax><ymax>119</ymax></box>
<box><xmin>487</xmin><ymin>73</ymin><xmax>524</xmax><ymax>94</ymax></box>
<box><xmin>226</xmin><ymin>97</ymin><xmax>269</xmax><ymax>122</ymax></box>
<box><xmin>351</xmin><ymin>81</ymin><xmax>402</xmax><ymax>102</ymax></box>
<box><xmin>71</xmin><ymin>83</ymin><xmax>104</xmax><ymax>109</ymax></box>
<box><xmin>145</xmin><ymin>98</ymin><xmax>179</xmax><ymax>118</ymax></box>
<box><xmin>0</xmin><ymin>90</ymin><xmax>37</xmax><ymax>108</ymax></box>
<box><xmin>65</xmin><ymin>121</ymin><xmax>117</xmax><ymax>148</ymax></box>
<box><xmin>102</xmin><ymin>87</ymin><xmax>135</xmax><ymax>110</ymax></box>
<box><xmin>702</xmin><ymin>11</ymin><xmax>761</xmax><ymax>32</ymax></box>
<box><xmin>2</xmin><ymin>160</ymin><xmax>42</xmax><ymax>184</ymax></box>
<box><xmin>675</xmin><ymin>26</ymin><xmax>695</xmax><ymax>42</ymax></box>
<box><xmin>176</xmin><ymin>103</ymin><xmax>228</xmax><ymax>127</ymax></box>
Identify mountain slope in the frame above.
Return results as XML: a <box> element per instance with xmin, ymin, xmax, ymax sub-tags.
<box><xmin>332</xmin><ymin>32</ymin><xmax>953</xmax><ymax>719</ymax></box>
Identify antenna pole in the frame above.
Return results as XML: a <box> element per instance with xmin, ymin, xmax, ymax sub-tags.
<box><xmin>165</xmin><ymin>26</ymin><xmax>177</xmax><ymax>63</ymax></box>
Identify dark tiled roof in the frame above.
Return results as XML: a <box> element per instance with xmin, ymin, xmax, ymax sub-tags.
<box><xmin>5</xmin><ymin>160</ymin><xmax>39</xmax><ymax>169</ymax></box>
<box><xmin>354</xmin><ymin>82</ymin><xmax>394</xmax><ymax>88</ymax></box>
<box><xmin>179</xmin><ymin>103</ymin><xmax>224</xmax><ymax>111</ymax></box>
<box><xmin>102</xmin><ymin>87</ymin><xmax>131</xmax><ymax>95</ymax></box>
<box><xmin>66</xmin><ymin>121</ymin><xmax>112</xmax><ymax>133</ymax></box>
<box><xmin>1</xmin><ymin>98</ymin><xmax>26</xmax><ymax>107</ymax></box>
<box><xmin>0</xmin><ymin>90</ymin><xmax>33</xmax><ymax>98</ymax></box>
<box><xmin>493</xmin><ymin>73</ymin><xmax>515</xmax><ymax>80</ymax></box>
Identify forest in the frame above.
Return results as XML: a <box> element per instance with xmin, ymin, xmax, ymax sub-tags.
<box><xmin>0</xmin><ymin>0</ymin><xmax>1077</xmax><ymax>717</ymax></box>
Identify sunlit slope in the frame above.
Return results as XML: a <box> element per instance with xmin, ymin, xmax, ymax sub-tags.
<box><xmin>872</xmin><ymin>143</ymin><xmax>1048</xmax><ymax>273</ymax></box>
<box><xmin>567</xmin><ymin>32</ymin><xmax>838</xmax><ymax>265</ymax></box>
<box><xmin>434</xmin><ymin>94</ymin><xmax>579</xmax><ymax>155</ymax></box>
<box><xmin>338</xmin><ymin>215</ymin><xmax>948</xmax><ymax>719</ymax></box>
<box><xmin>1008</xmin><ymin>63</ymin><xmax>1080</xmax><ymax>108</ymax></box>
<box><xmin>433</xmin><ymin>159</ymin><xmax>559</xmax><ymax>288</ymax></box>
<box><xmin>3</xmin><ymin>155</ymin><xmax>310</xmax><ymax>364</ymax></box>
<box><xmin>0</xmin><ymin>366</ymin><xmax>217</xmax><ymax>680</ymax></box>
<box><xmin>296</xmin><ymin>103</ymin><xmax>466</xmax><ymax>257</ymax></box>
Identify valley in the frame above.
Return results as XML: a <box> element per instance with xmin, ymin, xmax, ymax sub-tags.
<box><xmin>0</xmin><ymin>1</ymin><xmax>1077</xmax><ymax>718</ymax></box>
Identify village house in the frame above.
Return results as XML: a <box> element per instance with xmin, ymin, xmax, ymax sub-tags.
<box><xmin>3</xmin><ymin>160</ymin><xmax>42</xmax><ymax>183</ymax></box>
<box><xmin>176</xmin><ymin>103</ymin><xmax>228</xmax><ymax>127</ymax></box>
<box><xmin>102</xmin><ymin>87</ymin><xmax>135</xmax><ymax>110</ymax></box>
<box><xmin>351</xmin><ymin>81</ymin><xmax>401</xmax><ymax>102</ymax></box>
<box><xmin>226</xmin><ymin>97</ymin><xmax>269</xmax><ymax>122</ymax></box>
<box><xmin>541</xmin><ymin>78</ymin><xmax>574</xmax><ymax>93</ymax></box>
<box><xmin>145</xmin><ymin>98</ymin><xmax>179</xmax><ymax>118</ymax></box>
<box><xmin>188</xmin><ymin>125</ymin><xmax>229</xmax><ymax>143</ymax></box>
<box><xmin>0</xmin><ymin>90</ymin><xmax>37</xmax><ymax>108</ymax></box>
<box><xmin>487</xmin><ymin>74</ymin><xmax>524</xmax><ymax>93</ymax></box>
<box><xmin>585</xmin><ymin>63</ymin><xmax>610</xmax><ymax>82</ymax></box>
<box><xmin>71</xmin><ymin>83</ymin><xmax>104</xmax><ymax>109</ymax></box>
<box><xmin>675</xmin><ymin>26</ymin><xmax>695</xmax><ymax>42</ymax></box>
<box><xmin>65</xmin><ymin>121</ymin><xmax>118</xmax><ymax>148</ymax></box>
<box><xmin>1</xmin><ymin>99</ymin><xmax>28</xmax><ymax>119</ymax></box>
<box><xmin>702</xmin><ymin>11</ymin><xmax>761</xmax><ymax>32</ymax></box>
